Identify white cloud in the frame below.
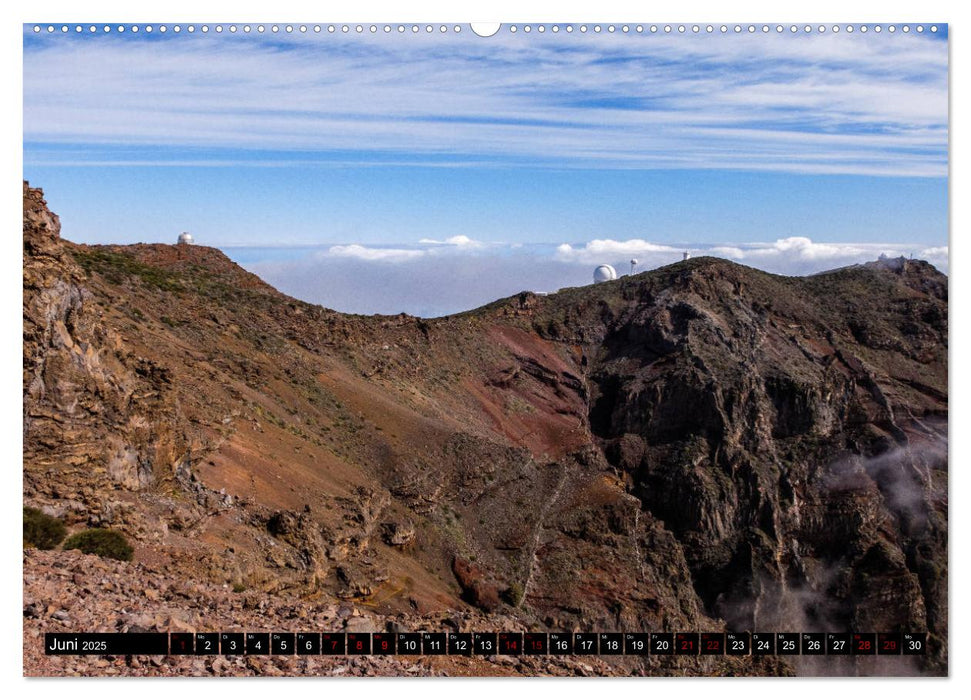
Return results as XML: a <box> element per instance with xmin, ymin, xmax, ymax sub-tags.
<box><xmin>418</xmin><ymin>234</ymin><xmax>483</xmax><ymax>247</ymax></box>
<box><xmin>708</xmin><ymin>246</ymin><xmax>746</xmax><ymax>259</ymax></box>
<box><xmin>738</xmin><ymin>236</ymin><xmax>867</xmax><ymax>261</ymax></box>
<box><xmin>325</xmin><ymin>244</ymin><xmax>425</xmax><ymax>262</ymax></box>
<box><xmin>322</xmin><ymin>236</ymin><xmax>500</xmax><ymax>263</ymax></box>
<box><xmin>555</xmin><ymin>238</ymin><xmax>681</xmax><ymax>264</ymax></box>
<box><xmin>918</xmin><ymin>246</ymin><xmax>949</xmax><ymax>266</ymax></box>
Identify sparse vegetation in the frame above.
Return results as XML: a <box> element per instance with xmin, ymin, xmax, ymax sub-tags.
<box><xmin>23</xmin><ymin>507</ymin><xmax>66</xmax><ymax>550</ymax></box>
<box><xmin>503</xmin><ymin>582</ymin><xmax>525</xmax><ymax>607</ymax></box>
<box><xmin>62</xmin><ymin>528</ymin><xmax>134</xmax><ymax>562</ymax></box>
<box><xmin>72</xmin><ymin>248</ymin><xmax>183</xmax><ymax>292</ymax></box>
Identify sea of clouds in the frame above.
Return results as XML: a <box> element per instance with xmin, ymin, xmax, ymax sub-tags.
<box><xmin>230</xmin><ymin>236</ymin><xmax>948</xmax><ymax>317</ymax></box>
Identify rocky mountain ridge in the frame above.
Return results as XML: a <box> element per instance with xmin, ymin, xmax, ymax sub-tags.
<box><xmin>23</xmin><ymin>182</ymin><xmax>947</xmax><ymax>676</ymax></box>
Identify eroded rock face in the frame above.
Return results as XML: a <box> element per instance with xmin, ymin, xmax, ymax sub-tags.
<box><xmin>23</xmin><ymin>184</ymin><xmax>191</xmax><ymax>516</ymax></box>
<box><xmin>530</xmin><ymin>258</ymin><xmax>947</xmax><ymax>671</ymax></box>
<box><xmin>23</xmin><ymin>182</ymin><xmax>947</xmax><ymax>676</ymax></box>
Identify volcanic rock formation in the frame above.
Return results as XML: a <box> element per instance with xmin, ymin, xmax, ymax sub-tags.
<box><xmin>23</xmin><ymin>183</ymin><xmax>947</xmax><ymax>676</ymax></box>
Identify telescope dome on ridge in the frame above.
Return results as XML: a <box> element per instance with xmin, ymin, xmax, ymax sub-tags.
<box><xmin>593</xmin><ymin>264</ymin><xmax>617</xmax><ymax>283</ymax></box>
<box><xmin>177</xmin><ymin>232</ymin><xmax>194</xmax><ymax>245</ymax></box>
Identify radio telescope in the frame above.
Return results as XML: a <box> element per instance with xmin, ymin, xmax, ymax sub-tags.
<box><xmin>593</xmin><ymin>264</ymin><xmax>617</xmax><ymax>283</ymax></box>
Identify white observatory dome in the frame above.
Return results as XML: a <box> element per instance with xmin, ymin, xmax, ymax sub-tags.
<box><xmin>593</xmin><ymin>264</ymin><xmax>617</xmax><ymax>283</ymax></box>
<box><xmin>177</xmin><ymin>232</ymin><xmax>194</xmax><ymax>245</ymax></box>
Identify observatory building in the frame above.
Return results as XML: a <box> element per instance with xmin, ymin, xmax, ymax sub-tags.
<box><xmin>593</xmin><ymin>264</ymin><xmax>617</xmax><ymax>283</ymax></box>
<box><xmin>177</xmin><ymin>232</ymin><xmax>194</xmax><ymax>245</ymax></box>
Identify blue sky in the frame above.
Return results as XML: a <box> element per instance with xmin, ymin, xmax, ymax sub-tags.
<box><xmin>23</xmin><ymin>24</ymin><xmax>949</xmax><ymax>316</ymax></box>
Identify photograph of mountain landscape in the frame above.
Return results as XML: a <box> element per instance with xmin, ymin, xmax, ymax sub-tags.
<box><xmin>23</xmin><ymin>22</ymin><xmax>947</xmax><ymax>677</ymax></box>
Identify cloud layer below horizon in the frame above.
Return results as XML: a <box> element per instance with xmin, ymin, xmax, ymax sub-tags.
<box><xmin>233</xmin><ymin>236</ymin><xmax>948</xmax><ymax>317</ymax></box>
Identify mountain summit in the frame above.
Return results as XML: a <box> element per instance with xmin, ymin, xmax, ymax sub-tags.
<box><xmin>23</xmin><ymin>183</ymin><xmax>947</xmax><ymax>676</ymax></box>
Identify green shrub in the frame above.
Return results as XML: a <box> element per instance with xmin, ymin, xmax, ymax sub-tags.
<box><xmin>502</xmin><ymin>582</ymin><xmax>525</xmax><ymax>607</ymax></box>
<box><xmin>63</xmin><ymin>528</ymin><xmax>134</xmax><ymax>562</ymax></box>
<box><xmin>23</xmin><ymin>507</ymin><xmax>66</xmax><ymax>550</ymax></box>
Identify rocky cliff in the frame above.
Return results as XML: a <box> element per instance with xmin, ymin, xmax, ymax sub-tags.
<box><xmin>23</xmin><ymin>183</ymin><xmax>947</xmax><ymax>676</ymax></box>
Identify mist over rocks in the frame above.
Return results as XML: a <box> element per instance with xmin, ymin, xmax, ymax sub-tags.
<box><xmin>22</xmin><ymin>183</ymin><xmax>947</xmax><ymax>676</ymax></box>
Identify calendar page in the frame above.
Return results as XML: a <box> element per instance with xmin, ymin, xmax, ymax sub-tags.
<box><xmin>22</xmin><ymin>20</ymin><xmax>948</xmax><ymax>678</ymax></box>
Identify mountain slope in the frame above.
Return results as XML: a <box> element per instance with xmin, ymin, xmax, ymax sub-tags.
<box><xmin>23</xmin><ymin>183</ymin><xmax>947</xmax><ymax>676</ymax></box>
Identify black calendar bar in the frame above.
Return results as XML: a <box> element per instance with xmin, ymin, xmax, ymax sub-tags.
<box><xmin>44</xmin><ymin>633</ymin><xmax>168</xmax><ymax>655</ymax></box>
<box><xmin>44</xmin><ymin>631</ymin><xmax>927</xmax><ymax>656</ymax></box>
